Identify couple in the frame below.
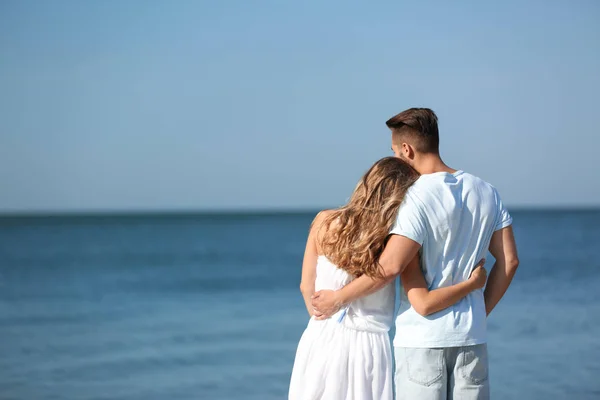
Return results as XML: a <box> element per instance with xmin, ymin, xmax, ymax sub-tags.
<box><xmin>288</xmin><ymin>108</ymin><xmax>519</xmax><ymax>400</ymax></box>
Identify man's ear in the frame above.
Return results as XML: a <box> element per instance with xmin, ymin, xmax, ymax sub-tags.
<box><xmin>402</xmin><ymin>142</ymin><xmax>415</xmax><ymax>160</ymax></box>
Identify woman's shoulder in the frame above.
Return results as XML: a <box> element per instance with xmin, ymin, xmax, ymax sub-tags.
<box><xmin>311</xmin><ymin>209</ymin><xmax>337</xmax><ymax>236</ymax></box>
<box><xmin>315</xmin><ymin>209</ymin><xmax>335</xmax><ymax>221</ymax></box>
<box><xmin>311</xmin><ymin>210</ymin><xmax>337</xmax><ymax>255</ymax></box>
<box><xmin>313</xmin><ymin>209</ymin><xmax>340</xmax><ymax>228</ymax></box>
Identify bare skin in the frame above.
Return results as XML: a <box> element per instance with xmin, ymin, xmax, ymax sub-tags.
<box><xmin>484</xmin><ymin>225</ymin><xmax>519</xmax><ymax>315</ymax></box>
<box><xmin>401</xmin><ymin>255</ymin><xmax>487</xmax><ymax>316</ymax></box>
<box><xmin>311</xmin><ymin>132</ymin><xmax>518</xmax><ymax>319</ymax></box>
<box><xmin>299</xmin><ymin>211</ymin><xmax>327</xmax><ymax>316</ymax></box>
<box><xmin>300</xmin><ymin>212</ymin><xmax>487</xmax><ymax>318</ymax></box>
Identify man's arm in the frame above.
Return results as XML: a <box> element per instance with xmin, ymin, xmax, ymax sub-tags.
<box><xmin>311</xmin><ymin>235</ymin><xmax>421</xmax><ymax>319</ymax></box>
<box><xmin>484</xmin><ymin>225</ymin><xmax>519</xmax><ymax>316</ymax></box>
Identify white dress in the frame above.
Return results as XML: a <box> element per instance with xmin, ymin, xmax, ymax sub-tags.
<box><xmin>289</xmin><ymin>256</ymin><xmax>395</xmax><ymax>400</ymax></box>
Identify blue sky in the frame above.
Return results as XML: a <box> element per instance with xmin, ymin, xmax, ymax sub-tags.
<box><xmin>1</xmin><ymin>0</ymin><xmax>599</xmax><ymax>212</ymax></box>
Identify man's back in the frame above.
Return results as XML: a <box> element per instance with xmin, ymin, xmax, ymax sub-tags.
<box><xmin>391</xmin><ymin>170</ymin><xmax>512</xmax><ymax>347</ymax></box>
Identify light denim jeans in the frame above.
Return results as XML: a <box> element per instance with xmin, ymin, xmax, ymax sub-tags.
<box><xmin>394</xmin><ymin>344</ymin><xmax>490</xmax><ymax>400</ymax></box>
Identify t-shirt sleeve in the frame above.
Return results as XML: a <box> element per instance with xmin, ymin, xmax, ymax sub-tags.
<box><xmin>494</xmin><ymin>190</ymin><xmax>513</xmax><ymax>231</ymax></box>
<box><xmin>389</xmin><ymin>192</ymin><xmax>427</xmax><ymax>245</ymax></box>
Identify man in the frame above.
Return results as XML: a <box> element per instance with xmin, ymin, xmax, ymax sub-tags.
<box><xmin>312</xmin><ymin>108</ymin><xmax>519</xmax><ymax>399</ymax></box>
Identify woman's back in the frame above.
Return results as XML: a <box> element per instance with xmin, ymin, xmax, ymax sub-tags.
<box><xmin>290</xmin><ymin>157</ymin><xmax>421</xmax><ymax>400</ymax></box>
<box><xmin>290</xmin><ymin>255</ymin><xmax>395</xmax><ymax>400</ymax></box>
<box><xmin>314</xmin><ymin>255</ymin><xmax>395</xmax><ymax>333</ymax></box>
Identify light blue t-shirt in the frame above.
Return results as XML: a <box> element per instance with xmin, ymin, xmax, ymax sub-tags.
<box><xmin>391</xmin><ymin>170</ymin><xmax>512</xmax><ymax>348</ymax></box>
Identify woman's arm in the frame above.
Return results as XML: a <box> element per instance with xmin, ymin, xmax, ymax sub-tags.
<box><xmin>401</xmin><ymin>256</ymin><xmax>487</xmax><ymax>316</ymax></box>
<box><xmin>299</xmin><ymin>212</ymin><xmax>328</xmax><ymax>317</ymax></box>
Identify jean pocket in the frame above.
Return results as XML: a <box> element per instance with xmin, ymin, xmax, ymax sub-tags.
<box><xmin>404</xmin><ymin>348</ymin><xmax>444</xmax><ymax>387</ymax></box>
<box><xmin>460</xmin><ymin>345</ymin><xmax>489</xmax><ymax>385</ymax></box>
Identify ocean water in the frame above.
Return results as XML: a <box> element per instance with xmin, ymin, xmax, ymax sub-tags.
<box><xmin>0</xmin><ymin>210</ymin><xmax>599</xmax><ymax>400</ymax></box>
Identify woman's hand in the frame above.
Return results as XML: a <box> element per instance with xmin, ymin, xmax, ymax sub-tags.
<box><xmin>468</xmin><ymin>259</ymin><xmax>487</xmax><ymax>289</ymax></box>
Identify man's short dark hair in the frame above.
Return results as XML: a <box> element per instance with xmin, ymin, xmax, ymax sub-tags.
<box><xmin>386</xmin><ymin>108</ymin><xmax>439</xmax><ymax>154</ymax></box>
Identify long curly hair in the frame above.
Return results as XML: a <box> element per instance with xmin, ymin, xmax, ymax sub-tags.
<box><xmin>318</xmin><ymin>157</ymin><xmax>419</xmax><ymax>278</ymax></box>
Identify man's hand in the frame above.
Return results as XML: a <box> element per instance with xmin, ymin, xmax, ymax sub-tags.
<box><xmin>310</xmin><ymin>236</ymin><xmax>421</xmax><ymax>320</ymax></box>
<box><xmin>311</xmin><ymin>290</ymin><xmax>343</xmax><ymax>320</ymax></box>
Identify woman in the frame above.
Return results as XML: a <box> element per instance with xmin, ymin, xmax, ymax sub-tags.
<box><xmin>289</xmin><ymin>157</ymin><xmax>487</xmax><ymax>400</ymax></box>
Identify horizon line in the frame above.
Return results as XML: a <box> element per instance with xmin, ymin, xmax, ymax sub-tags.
<box><xmin>1</xmin><ymin>205</ymin><xmax>599</xmax><ymax>218</ymax></box>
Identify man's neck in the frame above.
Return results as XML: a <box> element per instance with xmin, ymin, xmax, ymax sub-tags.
<box><xmin>414</xmin><ymin>154</ymin><xmax>457</xmax><ymax>175</ymax></box>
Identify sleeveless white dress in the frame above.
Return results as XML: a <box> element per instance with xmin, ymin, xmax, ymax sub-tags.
<box><xmin>289</xmin><ymin>256</ymin><xmax>395</xmax><ymax>400</ymax></box>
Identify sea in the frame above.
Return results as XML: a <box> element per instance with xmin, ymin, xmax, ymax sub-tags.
<box><xmin>0</xmin><ymin>210</ymin><xmax>599</xmax><ymax>400</ymax></box>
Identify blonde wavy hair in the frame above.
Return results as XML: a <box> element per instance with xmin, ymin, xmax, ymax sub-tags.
<box><xmin>318</xmin><ymin>157</ymin><xmax>419</xmax><ymax>278</ymax></box>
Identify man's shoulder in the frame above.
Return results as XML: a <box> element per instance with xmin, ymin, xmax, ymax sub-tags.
<box><xmin>460</xmin><ymin>171</ymin><xmax>494</xmax><ymax>186</ymax></box>
<box><xmin>459</xmin><ymin>172</ymin><xmax>499</xmax><ymax>195</ymax></box>
<box><xmin>409</xmin><ymin>171</ymin><xmax>499</xmax><ymax>202</ymax></box>
<box><xmin>412</xmin><ymin>170</ymin><xmax>490</xmax><ymax>185</ymax></box>
<box><xmin>408</xmin><ymin>170</ymin><xmax>494</xmax><ymax>193</ymax></box>
<box><xmin>408</xmin><ymin>174</ymin><xmax>445</xmax><ymax>191</ymax></box>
